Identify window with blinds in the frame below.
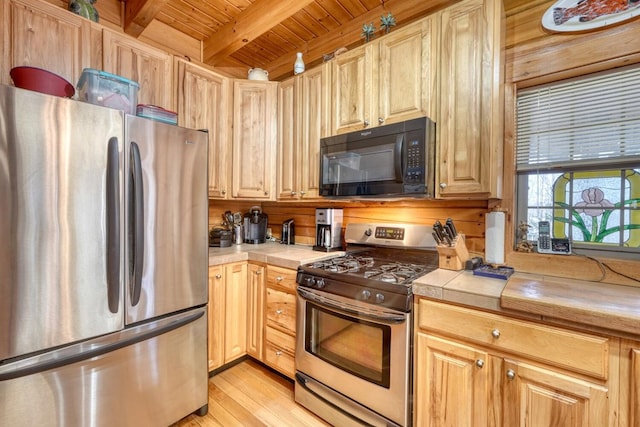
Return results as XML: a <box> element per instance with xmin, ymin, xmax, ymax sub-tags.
<box><xmin>515</xmin><ymin>65</ymin><xmax>640</xmax><ymax>255</ymax></box>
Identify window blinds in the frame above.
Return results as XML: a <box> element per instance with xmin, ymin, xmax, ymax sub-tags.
<box><xmin>516</xmin><ymin>65</ymin><xmax>640</xmax><ymax>172</ymax></box>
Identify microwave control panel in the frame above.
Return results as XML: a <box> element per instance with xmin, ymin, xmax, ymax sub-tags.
<box><xmin>404</xmin><ymin>135</ymin><xmax>426</xmax><ymax>192</ymax></box>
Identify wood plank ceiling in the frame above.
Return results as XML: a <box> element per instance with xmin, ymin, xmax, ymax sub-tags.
<box><xmin>122</xmin><ymin>0</ymin><xmax>459</xmax><ymax>80</ymax></box>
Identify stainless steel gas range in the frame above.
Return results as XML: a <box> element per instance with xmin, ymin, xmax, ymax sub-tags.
<box><xmin>295</xmin><ymin>223</ymin><xmax>438</xmax><ymax>427</ymax></box>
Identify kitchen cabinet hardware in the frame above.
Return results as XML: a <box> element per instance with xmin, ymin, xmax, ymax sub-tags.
<box><xmin>476</xmin><ymin>359</ymin><xmax>485</xmax><ymax>368</ymax></box>
<box><xmin>439</xmin><ymin>182</ymin><xmax>447</xmax><ymax>189</ymax></box>
<box><xmin>275</xmin><ymin>350</ymin><xmax>282</xmax><ymax>356</ymax></box>
<box><xmin>276</xmin><ymin>276</ymin><xmax>283</xmax><ymax>282</ymax></box>
<box><xmin>300</xmin><ymin>190</ymin><xmax>306</xmax><ymax>196</ymax></box>
<box><xmin>491</xmin><ymin>329</ymin><xmax>501</xmax><ymax>339</ymax></box>
<box><xmin>254</xmin><ymin>270</ymin><xmax>262</xmax><ymax>275</ymax></box>
<box><xmin>290</xmin><ymin>191</ymin><xmax>296</xmax><ymax>196</ymax></box>
<box><xmin>276</xmin><ymin>309</ymin><xmax>283</xmax><ymax>315</ymax></box>
<box><xmin>364</xmin><ymin>120</ymin><xmax>370</xmax><ymax>127</ymax></box>
<box><xmin>506</xmin><ymin>369</ymin><xmax>516</xmax><ymax>380</ymax></box>
<box><xmin>215</xmin><ymin>274</ymin><xmax>222</xmax><ymax>279</ymax></box>
<box><xmin>378</xmin><ymin>117</ymin><xmax>384</xmax><ymax>124</ymax></box>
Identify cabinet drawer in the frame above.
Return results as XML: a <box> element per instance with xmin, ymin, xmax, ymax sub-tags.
<box><xmin>265</xmin><ymin>326</ymin><xmax>296</xmax><ymax>354</ymax></box>
<box><xmin>266</xmin><ymin>287</ymin><xmax>296</xmax><ymax>333</ymax></box>
<box><xmin>265</xmin><ymin>330</ymin><xmax>295</xmax><ymax>378</ymax></box>
<box><xmin>267</xmin><ymin>266</ymin><xmax>297</xmax><ymax>292</ymax></box>
<box><xmin>417</xmin><ymin>299</ymin><xmax>609</xmax><ymax>379</ymax></box>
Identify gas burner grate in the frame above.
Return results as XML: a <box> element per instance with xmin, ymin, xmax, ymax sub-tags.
<box><xmin>309</xmin><ymin>255</ymin><xmax>433</xmax><ymax>285</ymax></box>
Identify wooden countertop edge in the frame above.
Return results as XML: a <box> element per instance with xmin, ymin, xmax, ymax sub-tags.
<box><xmin>501</xmin><ymin>275</ymin><xmax>640</xmax><ymax>335</ymax></box>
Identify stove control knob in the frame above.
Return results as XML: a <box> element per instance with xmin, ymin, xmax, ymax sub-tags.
<box><xmin>316</xmin><ymin>278</ymin><xmax>326</xmax><ymax>289</ymax></box>
<box><xmin>364</xmin><ymin>228</ymin><xmax>372</xmax><ymax>237</ymax></box>
<box><xmin>361</xmin><ymin>290</ymin><xmax>371</xmax><ymax>300</ymax></box>
<box><xmin>305</xmin><ymin>276</ymin><xmax>316</xmax><ymax>286</ymax></box>
<box><xmin>375</xmin><ymin>293</ymin><xmax>385</xmax><ymax>304</ymax></box>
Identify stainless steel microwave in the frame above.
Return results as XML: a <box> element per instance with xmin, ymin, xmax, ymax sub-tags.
<box><xmin>319</xmin><ymin>117</ymin><xmax>435</xmax><ymax>197</ymax></box>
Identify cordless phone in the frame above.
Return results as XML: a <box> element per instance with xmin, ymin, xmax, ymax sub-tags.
<box><xmin>537</xmin><ymin>221</ymin><xmax>571</xmax><ymax>254</ymax></box>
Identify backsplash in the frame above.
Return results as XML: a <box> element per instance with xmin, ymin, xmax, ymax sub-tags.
<box><xmin>209</xmin><ymin>199</ymin><xmax>490</xmax><ymax>256</ymax></box>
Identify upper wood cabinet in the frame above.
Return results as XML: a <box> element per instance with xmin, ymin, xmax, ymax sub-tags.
<box><xmin>231</xmin><ymin>80</ymin><xmax>278</xmax><ymax>200</ymax></box>
<box><xmin>102</xmin><ymin>30</ymin><xmax>174</xmax><ymax>110</ymax></box>
<box><xmin>436</xmin><ymin>0</ymin><xmax>504</xmax><ymax>198</ymax></box>
<box><xmin>276</xmin><ymin>63</ymin><xmax>330</xmax><ymax>200</ymax></box>
<box><xmin>331</xmin><ymin>18</ymin><xmax>437</xmax><ymax>135</ymax></box>
<box><xmin>176</xmin><ymin>59</ymin><xmax>232</xmax><ymax>199</ymax></box>
<box><xmin>2</xmin><ymin>0</ymin><xmax>91</xmax><ymax>86</ymax></box>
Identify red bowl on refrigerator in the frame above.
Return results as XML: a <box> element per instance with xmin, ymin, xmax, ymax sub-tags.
<box><xmin>10</xmin><ymin>66</ymin><xmax>75</xmax><ymax>98</ymax></box>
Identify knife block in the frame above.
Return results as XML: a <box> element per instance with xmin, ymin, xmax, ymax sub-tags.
<box><xmin>436</xmin><ymin>234</ymin><xmax>470</xmax><ymax>271</ymax></box>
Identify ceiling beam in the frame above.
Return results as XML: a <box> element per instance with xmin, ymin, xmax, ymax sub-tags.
<box><xmin>265</xmin><ymin>0</ymin><xmax>461</xmax><ymax>80</ymax></box>
<box><xmin>123</xmin><ymin>0</ymin><xmax>171</xmax><ymax>38</ymax></box>
<box><xmin>203</xmin><ymin>0</ymin><xmax>316</xmax><ymax>66</ymax></box>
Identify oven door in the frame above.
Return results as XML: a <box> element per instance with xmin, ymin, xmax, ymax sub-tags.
<box><xmin>295</xmin><ymin>287</ymin><xmax>411</xmax><ymax>427</ymax></box>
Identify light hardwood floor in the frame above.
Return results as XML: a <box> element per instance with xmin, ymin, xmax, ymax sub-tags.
<box><xmin>173</xmin><ymin>359</ymin><xmax>331</xmax><ymax>427</ymax></box>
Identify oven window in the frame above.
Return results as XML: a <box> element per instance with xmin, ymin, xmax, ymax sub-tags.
<box><xmin>305</xmin><ymin>301</ymin><xmax>391</xmax><ymax>388</ymax></box>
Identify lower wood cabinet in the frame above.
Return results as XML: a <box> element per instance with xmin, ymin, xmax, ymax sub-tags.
<box><xmin>207</xmin><ymin>262</ymin><xmax>248</xmax><ymax>371</ymax></box>
<box><xmin>620</xmin><ymin>339</ymin><xmax>640</xmax><ymax>426</ymax></box>
<box><xmin>246</xmin><ymin>262</ymin><xmax>265</xmax><ymax>360</ymax></box>
<box><xmin>263</xmin><ymin>265</ymin><xmax>297</xmax><ymax>378</ymax></box>
<box><xmin>415</xmin><ymin>298</ymin><xmax>617</xmax><ymax>427</ymax></box>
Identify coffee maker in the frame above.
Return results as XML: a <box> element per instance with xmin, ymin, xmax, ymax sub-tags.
<box><xmin>313</xmin><ymin>208</ymin><xmax>343</xmax><ymax>252</ymax></box>
<box><xmin>243</xmin><ymin>206</ymin><xmax>268</xmax><ymax>244</ymax></box>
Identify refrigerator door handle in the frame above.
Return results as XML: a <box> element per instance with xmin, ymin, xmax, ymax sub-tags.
<box><xmin>130</xmin><ymin>141</ymin><xmax>144</xmax><ymax>306</ymax></box>
<box><xmin>106</xmin><ymin>137</ymin><xmax>121</xmax><ymax>314</ymax></box>
<box><xmin>0</xmin><ymin>309</ymin><xmax>205</xmax><ymax>382</ymax></box>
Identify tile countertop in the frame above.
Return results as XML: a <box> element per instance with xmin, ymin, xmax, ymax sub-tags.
<box><xmin>414</xmin><ymin>269</ymin><xmax>640</xmax><ymax>338</ymax></box>
<box><xmin>208</xmin><ymin>242</ymin><xmax>345</xmax><ymax>270</ymax></box>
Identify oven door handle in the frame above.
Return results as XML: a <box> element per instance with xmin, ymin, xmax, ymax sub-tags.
<box><xmin>297</xmin><ymin>288</ymin><xmax>406</xmax><ymax>324</ymax></box>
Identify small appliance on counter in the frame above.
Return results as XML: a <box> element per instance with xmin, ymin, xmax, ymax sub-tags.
<box><xmin>313</xmin><ymin>208</ymin><xmax>343</xmax><ymax>252</ymax></box>
<box><xmin>281</xmin><ymin>218</ymin><xmax>295</xmax><ymax>245</ymax></box>
<box><xmin>209</xmin><ymin>228</ymin><xmax>232</xmax><ymax>247</ymax></box>
<box><xmin>243</xmin><ymin>206</ymin><xmax>268</xmax><ymax>244</ymax></box>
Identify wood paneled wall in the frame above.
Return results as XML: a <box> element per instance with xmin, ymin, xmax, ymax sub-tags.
<box><xmin>210</xmin><ymin>199</ymin><xmax>489</xmax><ymax>255</ymax></box>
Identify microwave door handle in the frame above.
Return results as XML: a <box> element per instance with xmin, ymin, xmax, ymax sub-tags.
<box><xmin>394</xmin><ymin>134</ymin><xmax>404</xmax><ymax>182</ymax></box>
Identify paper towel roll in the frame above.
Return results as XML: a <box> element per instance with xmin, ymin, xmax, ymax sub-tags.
<box><xmin>485</xmin><ymin>211</ymin><xmax>505</xmax><ymax>264</ymax></box>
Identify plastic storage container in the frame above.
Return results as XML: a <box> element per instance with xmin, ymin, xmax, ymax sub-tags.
<box><xmin>77</xmin><ymin>68</ymin><xmax>139</xmax><ymax>114</ymax></box>
<box><xmin>136</xmin><ymin>104</ymin><xmax>178</xmax><ymax>125</ymax></box>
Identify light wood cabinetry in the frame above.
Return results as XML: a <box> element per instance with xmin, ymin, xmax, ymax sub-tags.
<box><xmin>436</xmin><ymin>0</ymin><xmax>504</xmax><ymax>198</ymax></box>
<box><xmin>102</xmin><ymin>29</ymin><xmax>174</xmax><ymax>110</ymax></box>
<box><xmin>2</xmin><ymin>0</ymin><xmax>91</xmax><ymax>86</ymax></box>
<box><xmin>176</xmin><ymin>59</ymin><xmax>232</xmax><ymax>199</ymax></box>
<box><xmin>231</xmin><ymin>80</ymin><xmax>278</xmax><ymax>200</ymax></box>
<box><xmin>276</xmin><ymin>63</ymin><xmax>330</xmax><ymax>200</ymax></box>
<box><xmin>264</xmin><ymin>265</ymin><xmax>297</xmax><ymax>378</ymax></box>
<box><xmin>207</xmin><ymin>262</ymin><xmax>248</xmax><ymax>371</ymax></box>
<box><xmin>246</xmin><ymin>262</ymin><xmax>265</xmax><ymax>360</ymax></box>
<box><xmin>620</xmin><ymin>339</ymin><xmax>640</xmax><ymax>426</ymax></box>
<box><xmin>415</xmin><ymin>298</ymin><xmax>615</xmax><ymax>426</ymax></box>
<box><xmin>331</xmin><ymin>19</ymin><xmax>436</xmax><ymax>135</ymax></box>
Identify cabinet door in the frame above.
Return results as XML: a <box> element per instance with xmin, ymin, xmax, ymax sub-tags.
<box><xmin>619</xmin><ymin>339</ymin><xmax>640</xmax><ymax>426</ymax></box>
<box><xmin>415</xmin><ymin>333</ymin><xmax>494</xmax><ymax>427</ymax></box>
<box><xmin>331</xmin><ymin>44</ymin><xmax>377</xmax><ymax>134</ymax></box>
<box><xmin>176</xmin><ymin>59</ymin><xmax>232</xmax><ymax>199</ymax></box>
<box><xmin>232</xmin><ymin>80</ymin><xmax>278</xmax><ymax>199</ymax></box>
<box><xmin>3</xmin><ymin>0</ymin><xmax>91</xmax><ymax>86</ymax></box>
<box><xmin>437</xmin><ymin>0</ymin><xmax>504</xmax><ymax>198</ymax></box>
<box><xmin>298</xmin><ymin>63</ymin><xmax>330</xmax><ymax>199</ymax></box>
<box><xmin>224</xmin><ymin>261</ymin><xmax>248</xmax><ymax>363</ymax></box>
<box><xmin>378</xmin><ymin>18</ymin><xmax>437</xmax><ymax>126</ymax></box>
<box><xmin>102</xmin><ymin>30</ymin><xmax>174</xmax><ymax>109</ymax></box>
<box><xmin>276</xmin><ymin>77</ymin><xmax>298</xmax><ymax>200</ymax></box>
<box><xmin>503</xmin><ymin>360</ymin><xmax>609</xmax><ymax>427</ymax></box>
<box><xmin>246</xmin><ymin>263</ymin><xmax>265</xmax><ymax>360</ymax></box>
<box><xmin>207</xmin><ymin>265</ymin><xmax>225</xmax><ymax>371</ymax></box>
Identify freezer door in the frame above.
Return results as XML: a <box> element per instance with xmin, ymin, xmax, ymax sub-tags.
<box><xmin>0</xmin><ymin>85</ymin><xmax>124</xmax><ymax>362</ymax></box>
<box><xmin>0</xmin><ymin>307</ymin><xmax>208</xmax><ymax>427</ymax></box>
<box><xmin>125</xmin><ymin>116</ymin><xmax>208</xmax><ymax>324</ymax></box>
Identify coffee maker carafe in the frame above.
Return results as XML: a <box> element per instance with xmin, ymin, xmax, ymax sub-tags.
<box><xmin>313</xmin><ymin>208</ymin><xmax>343</xmax><ymax>252</ymax></box>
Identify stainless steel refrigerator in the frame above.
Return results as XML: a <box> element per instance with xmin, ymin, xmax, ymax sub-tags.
<box><xmin>0</xmin><ymin>84</ymin><xmax>209</xmax><ymax>426</ymax></box>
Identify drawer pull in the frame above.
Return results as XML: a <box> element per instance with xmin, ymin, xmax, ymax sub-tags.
<box><xmin>215</xmin><ymin>274</ymin><xmax>222</xmax><ymax>279</ymax></box>
<box><xmin>276</xmin><ymin>276</ymin><xmax>283</xmax><ymax>282</ymax></box>
<box><xmin>254</xmin><ymin>270</ymin><xmax>262</xmax><ymax>275</ymax></box>
<box><xmin>275</xmin><ymin>350</ymin><xmax>282</xmax><ymax>357</ymax></box>
<box><xmin>475</xmin><ymin>359</ymin><xmax>485</xmax><ymax>368</ymax></box>
<box><xmin>276</xmin><ymin>309</ymin><xmax>283</xmax><ymax>315</ymax></box>
<box><xmin>506</xmin><ymin>369</ymin><xmax>516</xmax><ymax>380</ymax></box>
<box><xmin>491</xmin><ymin>329</ymin><xmax>501</xmax><ymax>339</ymax></box>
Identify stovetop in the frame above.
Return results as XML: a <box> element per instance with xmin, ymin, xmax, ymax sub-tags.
<box><xmin>303</xmin><ymin>248</ymin><xmax>438</xmax><ymax>287</ymax></box>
